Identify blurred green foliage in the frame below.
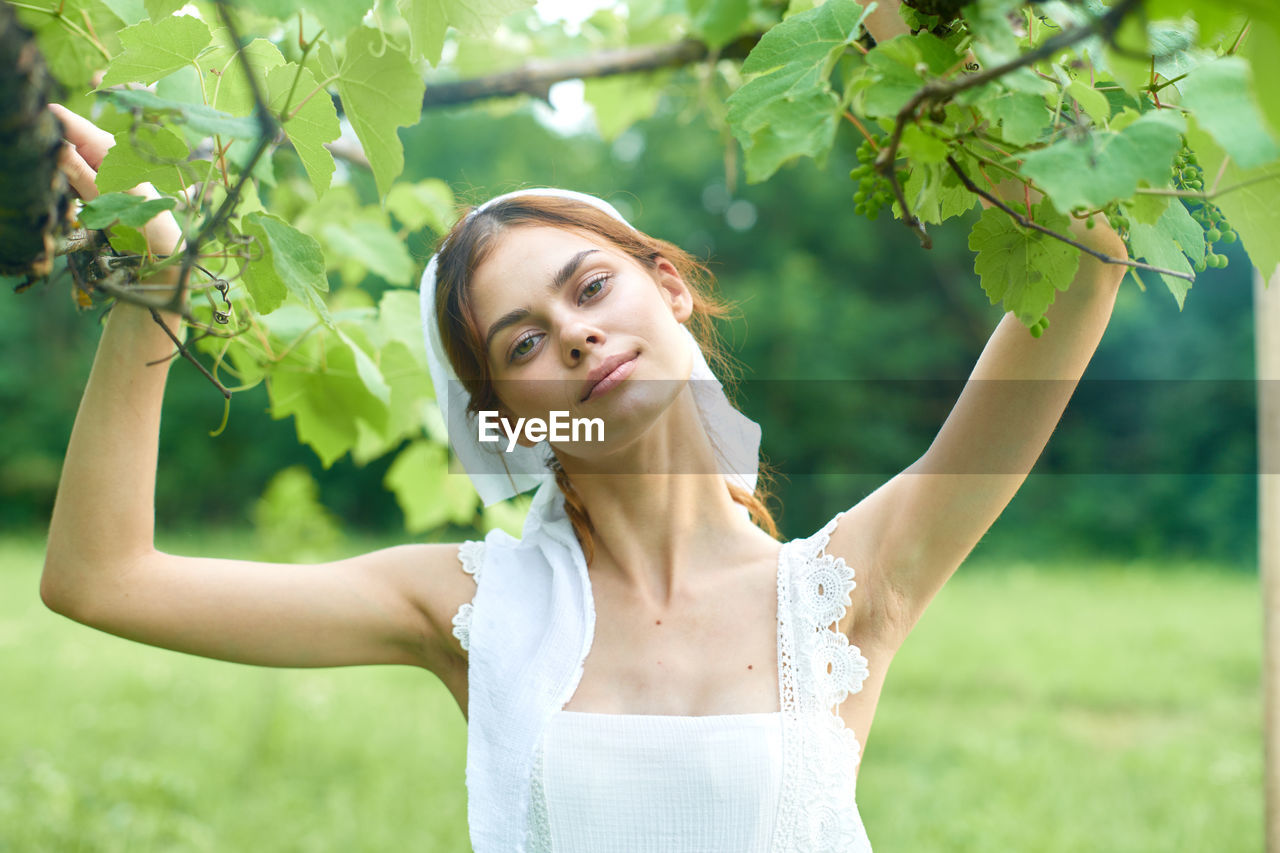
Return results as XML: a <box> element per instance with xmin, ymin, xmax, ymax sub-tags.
<box><xmin>0</xmin><ymin>535</ymin><xmax>1260</xmax><ymax>850</ymax></box>
<box><xmin>2</xmin><ymin>92</ymin><xmax>1258</xmax><ymax>563</ymax></box>
<box><xmin>252</xmin><ymin>466</ymin><xmax>343</xmax><ymax>562</ymax></box>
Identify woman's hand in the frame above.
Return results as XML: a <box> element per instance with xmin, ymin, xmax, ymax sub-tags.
<box><xmin>856</xmin><ymin>0</ymin><xmax>910</xmax><ymax>44</ymax></box>
<box><xmin>48</xmin><ymin>103</ymin><xmax>184</xmax><ymax>257</ymax></box>
<box><xmin>49</xmin><ymin>102</ymin><xmax>113</xmax><ymax>202</ymax></box>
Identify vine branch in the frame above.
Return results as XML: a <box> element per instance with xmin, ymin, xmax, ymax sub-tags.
<box><xmin>64</xmin><ymin>0</ymin><xmax>278</xmax><ymax>398</ymax></box>
<box><xmin>945</xmin><ymin>155</ymin><xmax>1194</xmax><ymax>283</ymax></box>
<box><xmin>417</xmin><ymin>34</ymin><xmax>762</xmax><ymax>109</ymax></box>
<box><xmin>879</xmin><ymin>0</ymin><xmax>1142</xmax><ymax>248</ymax></box>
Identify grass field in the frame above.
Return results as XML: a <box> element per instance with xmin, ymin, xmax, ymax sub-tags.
<box><xmin>0</xmin><ymin>533</ymin><xmax>1262</xmax><ymax>852</ymax></box>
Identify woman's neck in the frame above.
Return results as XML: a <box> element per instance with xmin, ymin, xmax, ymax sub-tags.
<box><xmin>555</xmin><ymin>391</ymin><xmax>773</xmax><ymax>607</ymax></box>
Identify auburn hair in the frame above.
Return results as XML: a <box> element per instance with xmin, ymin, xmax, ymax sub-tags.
<box><xmin>432</xmin><ymin>193</ymin><xmax>778</xmax><ymax>562</ymax></box>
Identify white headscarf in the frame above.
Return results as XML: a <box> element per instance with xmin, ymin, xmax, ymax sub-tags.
<box><xmin>418</xmin><ymin>187</ymin><xmax>761</xmax><ymax>506</ymax></box>
<box><xmin>417</xmin><ymin>188</ymin><xmax>764</xmax><ymax>852</ymax></box>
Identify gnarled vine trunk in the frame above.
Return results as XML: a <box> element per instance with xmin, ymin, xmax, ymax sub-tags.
<box><xmin>0</xmin><ymin>1</ymin><xmax>72</xmax><ymax>283</ymax></box>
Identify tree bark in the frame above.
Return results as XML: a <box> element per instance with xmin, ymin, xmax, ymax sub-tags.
<box><xmin>1256</xmin><ymin>263</ymin><xmax>1279</xmax><ymax>852</ymax></box>
<box><xmin>418</xmin><ymin>34</ymin><xmax>761</xmax><ymax>109</ymax></box>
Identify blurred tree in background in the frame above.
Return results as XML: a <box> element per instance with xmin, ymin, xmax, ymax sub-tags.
<box><xmin>0</xmin><ymin>0</ymin><xmax>1261</xmax><ymax>566</ymax></box>
<box><xmin>3</xmin><ymin>91</ymin><xmax>1255</xmax><ymax>562</ymax></box>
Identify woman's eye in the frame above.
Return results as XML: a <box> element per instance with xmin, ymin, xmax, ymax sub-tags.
<box><xmin>579</xmin><ymin>274</ymin><xmax>609</xmax><ymax>303</ymax></box>
<box><xmin>511</xmin><ymin>334</ymin><xmax>541</xmax><ymax>361</ymax></box>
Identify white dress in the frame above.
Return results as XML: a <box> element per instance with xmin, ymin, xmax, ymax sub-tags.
<box><xmin>452</xmin><ymin>512</ymin><xmax>873</xmax><ymax>853</ymax></box>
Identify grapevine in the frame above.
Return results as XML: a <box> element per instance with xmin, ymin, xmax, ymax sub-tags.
<box><xmin>1171</xmin><ymin>142</ymin><xmax>1237</xmax><ymax>272</ymax></box>
<box><xmin>5</xmin><ymin>0</ymin><xmax>1279</xmax><ymax>531</ymax></box>
<box><xmin>900</xmin><ymin>0</ymin><xmax>966</xmax><ymax>23</ymax></box>
<box><xmin>849</xmin><ymin>138</ymin><xmax>908</xmax><ymax>222</ymax></box>
<box><xmin>0</xmin><ymin>1</ymin><xmax>74</xmax><ymax>289</ymax></box>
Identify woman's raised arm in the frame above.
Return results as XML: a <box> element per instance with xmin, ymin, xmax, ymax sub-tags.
<box><xmin>855</xmin><ymin>0</ymin><xmax>910</xmax><ymax>44</ymax></box>
<box><xmin>830</xmin><ymin>188</ymin><xmax>1126</xmax><ymax>642</ymax></box>
<box><xmin>38</xmin><ymin>106</ymin><xmax>475</xmax><ymax>677</ymax></box>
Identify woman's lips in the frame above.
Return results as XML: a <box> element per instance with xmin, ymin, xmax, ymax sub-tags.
<box><xmin>582</xmin><ymin>355</ymin><xmax>637</xmax><ymax>402</ymax></box>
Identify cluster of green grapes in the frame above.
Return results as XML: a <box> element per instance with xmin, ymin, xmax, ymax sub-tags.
<box><xmin>849</xmin><ymin>139</ymin><xmax>907</xmax><ymax>221</ymax></box>
<box><xmin>1101</xmin><ymin>206</ymin><xmax>1130</xmax><ymax>241</ymax></box>
<box><xmin>1173</xmin><ymin>144</ymin><xmax>1237</xmax><ymax>272</ymax></box>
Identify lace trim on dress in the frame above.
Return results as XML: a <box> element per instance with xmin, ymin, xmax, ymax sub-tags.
<box><xmin>774</xmin><ymin>511</ymin><xmax>873</xmax><ymax>853</ymax></box>
<box><xmin>525</xmin><ymin>744</ymin><xmax>553</xmax><ymax>852</ymax></box>
<box><xmin>795</xmin><ymin>513</ymin><xmax>871</xmax><ymax>712</ymax></box>
<box><xmin>450</xmin><ymin>540</ymin><xmax>485</xmax><ymax>654</ymax></box>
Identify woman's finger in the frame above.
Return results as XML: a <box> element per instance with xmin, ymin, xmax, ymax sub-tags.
<box><xmin>48</xmin><ymin>103</ymin><xmax>114</xmax><ymax>171</ymax></box>
<box><xmin>57</xmin><ymin>141</ymin><xmax>100</xmax><ymax>202</ymax></box>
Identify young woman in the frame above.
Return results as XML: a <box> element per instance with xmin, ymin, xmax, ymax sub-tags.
<box><xmin>41</xmin><ymin>93</ymin><xmax>1125</xmax><ymax>851</ymax></box>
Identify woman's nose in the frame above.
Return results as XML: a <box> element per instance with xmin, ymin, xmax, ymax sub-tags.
<box><xmin>563</xmin><ymin>325</ymin><xmax>603</xmax><ymax>362</ymax></box>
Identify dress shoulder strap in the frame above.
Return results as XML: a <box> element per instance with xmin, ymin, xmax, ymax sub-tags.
<box><xmin>785</xmin><ymin>511</ymin><xmax>870</xmax><ymax>710</ymax></box>
<box><xmin>450</xmin><ymin>539</ymin><xmax>486</xmax><ymax>654</ymax></box>
<box><xmin>771</xmin><ymin>512</ymin><xmax>876</xmax><ymax>851</ymax></box>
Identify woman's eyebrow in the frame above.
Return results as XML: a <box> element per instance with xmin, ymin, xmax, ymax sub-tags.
<box><xmin>547</xmin><ymin>249</ymin><xmax>600</xmax><ymax>294</ymax></box>
<box><xmin>484</xmin><ymin>249</ymin><xmax>602</xmax><ymax>354</ymax></box>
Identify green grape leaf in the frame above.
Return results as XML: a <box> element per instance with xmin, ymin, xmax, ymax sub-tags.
<box><xmin>145</xmin><ymin>0</ymin><xmax>186</xmax><ymax>20</ymax></box>
<box><xmin>320</xmin><ymin>221</ymin><xmax>413</xmax><ymax>285</ymax></box>
<box><xmin>337</xmin><ymin>28</ymin><xmax>426</xmax><ymax>200</ymax></box>
<box><xmin>351</xmin><ymin>339</ymin><xmax>434</xmax><ymax>464</ymax></box>
<box><xmin>378</xmin><ymin>289</ymin><xmax>431</xmax><ymax>365</ymax></box>
<box><xmin>295</xmin><ymin>0</ymin><xmax>372</xmax><ymax>40</ymax></box>
<box><xmin>386</xmin><ymin>179</ymin><xmax>456</xmax><ymax>234</ymax></box>
<box><xmin>985</xmin><ymin>88</ymin><xmax>1052</xmax><ymax>145</ymax></box>
<box><xmin>1186</xmin><ymin>118</ymin><xmax>1280</xmax><ymax>282</ymax></box>
<box><xmin>105</xmin><ymin>223</ymin><xmax>148</xmax><ymax>256</ymax></box>
<box><xmin>96</xmin><ymin>124</ymin><xmax>196</xmax><ymax>194</ymax></box>
<box><xmin>968</xmin><ymin>200</ymin><xmax>1081</xmax><ymax>325</ymax></box>
<box><xmin>1179</xmin><ymin>56</ymin><xmax>1280</xmax><ymax>170</ymax></box>
<box><xmin>689</xmin><ymin>0</ymin><xmax>749</xmax><ymax>49</ymax></box>
<box><xmin>335</xmin><ymin>329</ymin><xmax>391</xmax><ymax>407</ymax></box>
<box><xmin>381</xmin><ymin>339</ymin><xmax>432</xmax><ymax>432</ymax></box>
<box><xmin>858</xmin><ymin>32</ymin><xmax>960</xmax><ymax>120</ymax></box>
<box><xmin>895</xmin><ymin>155</ymin><xmax>978</xmax><ymax>225</ymax></box>
<box><xmin>899</xmin><ymin>125</ymin><xmax>948</xmax><ymax>164</ymax></box>
<box><xmin>1240</xmin><ymin>21</ymin><xmax>1280</xmax><ymax>149</ymax></box>
<box><xmin>99</xmin><ymin>0</ymin><xmax>146</xmax><ymax>25</ymax></box>
<box><xmin>1064</xmin><ymin>79</ymin><xmax>1110</xmax><ymax>125</ymax></box>
<box><xmin>1159</xmin><ymin>198</ymin><xmax>1204</xmax><ymax>265</ymax></box>
<box><xmin>99</xmin><ymin>14</ymin><xmax>212</xmax><ymax>86</ymax></box>
<box><xmin>1147</xmin><ymin>18</ymin><xmax>1215</xmax><ymax>80</ymax></box>
<box><xmin>725</xmin><ymin>0</ymin><xmax>871</xmax><ymax>182</ymax></box>
<box><xmin>317</xmin><ymin>40</ymin><xmax>340</xmax><ymax>79</ymax></box>
<box><xmin>384</xmin><ymin>440</ymin><xmax>478</xmax><ymax>532</ymax></box>
<box><xmin>204</xmin><ymin>34</ymin><xmax>286</xmax><ymax>117</ymax></box>
<box><xmin>269</xmin><ymin>334</ymin><xmax>389</xmax><ymax>467</ymax></box>
<box><xmin>222</xmin><ymin>134</ymin><xmax>278</xmax><ymax>188</ymax></box>
<box><xmin>241</xmin><ymin>212</ymin><xmax>329</xmax><ymax>316</ymax></box>
<box><xmin>1126</xmin><ymin>192</ymin><xmax>1171</xmax><ymax>226</ymax></box>
<box><xmin>398</xmin><ymin>0</ymin><xmax>536</xmax><ymax>65</ymax></box>
<box><xmin>398</xmin><ymin>0</ymin><xmax>446</xmax><ymax>66</ymax></box>
<box><xmin>1127</xmin><ymin>202</ymin><xmax>1196</xmax><ymax>309</ymax></box>
<box><xmin>1144</xmin><ymin>0</ymin><xmax>1240</xmax><ymax>47</ymax></box>
<box><xmin>585</xmin><ymin>74</ymin><xmax>666</xmax><ymax>141</ymax></box>
<box><xmin>16</xmin><ymin>0</ymin><xmax>124</xmax><ymax>89</ymax></box>
<box><xmin>79</xmin><ymin>193</ymin><xmax>177</xmax><ymax>229</ymax></box>
<box><xmin>1101</xmin><ymin>13</ymin><xmax>1156</xmax><ymax>97</ymax></box>
<box><xmin>100</xmin><ymin>88</ymin><xmax>262</xmax><ymax>139</ymax></box>
<box><xmin>266</xmin><ymin>64</ymin><xmax>340</xmax><ymax>197</ymax></box>
<box><xmin>860</xmin><ymin>38</ymin><xmax>924</xmax><ymax>118</ymax></box>
<box><xmin>1019</xmin><ymin>110</ymin><xmax>1185</xmax><ymax>214</ymax></box>
<box><xmin>963</xmin><ymin>0</ymin><xmax>1020</xmax><ymax>68</ymax></box>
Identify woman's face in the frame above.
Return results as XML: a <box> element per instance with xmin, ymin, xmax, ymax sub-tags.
<box><xmin>467</xmin><ymin>224</ymin><xmax>695</xmax><ymax>456</ymax></box>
